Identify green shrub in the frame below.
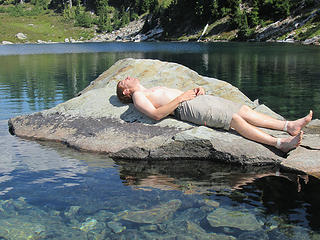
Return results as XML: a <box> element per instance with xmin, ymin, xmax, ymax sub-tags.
<box><xmin>26</xmin><ymin>5</ymin><xmax>45</xmax><ymax>16</ymax></box>
<box><xmin>31</xmin><ymin>0</ymin><xmax>51</xmax><ymax>10</ymax></box>
<box><xmin>0</xmin><ymin>0</ymin><xmax>15</xmax><ymax>4</ymax></box>
<box><xmin>112</xmin><ymin>11</ymin><xmax>122</xmax><ymax>30</ymax></box>
<box><xmin>97</xmin><ymin>16</ymin><xmax>113</xmax><ymax>32</ymax></box>
<box><xmin>7</xmin><ymin>4</ymin><xmax>24</xmax><ymax>16</ymax></box>
<box><xmin>63</xmin><ymin>6</ymin><xmax>75</xmax><ymax>20</ymax></box>
<box><xmin>121</xmin><ymin>10</ymin><xmax>130</xmax><ymax>27</ymax></box>
<box><xmin>220</xmin><ymin>7</ymin><xmax>231</xmax><ymax>17</ymax></box>
<box><xmin>75</xmin><ymin>6</ymin><xmax>92</xmax><ymax>28</ymax></box>
<box><xmin>130</xmin><ymin>12</ymin><xmax>139</xmax><ymax>21</ymax></box>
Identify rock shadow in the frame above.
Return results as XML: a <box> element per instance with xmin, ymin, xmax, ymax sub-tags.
<box><xmin>115</xmin><ymin>158</ymin><xmax>290</xmax><ymax>193</ymax></box>
<box><xmin>207</xmin><ymin>21</ymin><xmax>234</xmax><ymax>36</ymax></box>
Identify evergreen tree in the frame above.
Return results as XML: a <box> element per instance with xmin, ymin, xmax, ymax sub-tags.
<box><xmin>238</xmin><ymin>11</ymin><xmax>250</xmax><ymax>40</ymax></box>
<box><xmin>249</xmin><ymin>0</ymin><xmax>260</xmax><ymax>27</ymax></box>
<box><xmin>232</xmin><ymin>0</ymin><xmax>242</xmax><ymax>28</ymax></box>
<box><xmin>97</xmin><ymin>0</ymin><xmax>112</xmax><ymax>32</ymax></box>
<box><xmin>259</xmin><ymin>0</ymin><xmax>291</xmax><ymax>20</ymax></box>
<box><xmin>211</xmin><ymin>0</ymin><xmax>219</xmax><ymax>19</ymax></box>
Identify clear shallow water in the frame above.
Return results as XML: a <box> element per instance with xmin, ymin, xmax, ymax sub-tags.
<box><xmin>0</xmin><ymin>42</ymin><xmax>320</xmax><ymax>239</ymax></box>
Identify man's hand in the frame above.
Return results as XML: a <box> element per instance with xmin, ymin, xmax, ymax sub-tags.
<box><xmin>193</xmin><ymin>87</ymin><xmax>205</xmax><ymax>96</ymax></box>
<box><xmin>178</xmin><ymin>89</ymin><xmax>197</xmax><ymax>103</ymax></box>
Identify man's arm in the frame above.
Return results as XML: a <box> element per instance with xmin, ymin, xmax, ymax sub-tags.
<box><xmin>133</xmin><ymin>90</ymin><xmax>197</xmax><ymax>121</ymax></box>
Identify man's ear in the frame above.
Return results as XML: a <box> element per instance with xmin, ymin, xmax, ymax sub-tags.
<box><xmin>123</xmin><ymin>89</ymin><xmax>130</xmax><ymax>96</ymax></box>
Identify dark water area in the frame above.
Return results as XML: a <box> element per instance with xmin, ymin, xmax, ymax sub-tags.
<box><xmin>0</xmin><ymin>42</ymin><xmax>320</xmax><ymax>239</ymax></box>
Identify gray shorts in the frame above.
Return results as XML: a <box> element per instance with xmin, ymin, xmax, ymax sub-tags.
<box><xmin>174</xmin><ymin>95</ymin><xmax>242</xmax><ymax>130</ymax></box>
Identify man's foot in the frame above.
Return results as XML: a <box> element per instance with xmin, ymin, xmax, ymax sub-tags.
<box><xmin>287</xmin><ymin>110</ymin><xmax>313</xmax><ymax>136</ymax></box>
<box><xmin>276</xmin><ymin>131</ymin><xmax>303</xmax><ymax>153</ymax></box>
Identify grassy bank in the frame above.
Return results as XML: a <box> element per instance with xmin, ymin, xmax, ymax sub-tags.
<box><xmin>0</xmin><ymin>6</ymin><xmax>94</xmax><ymax>43</ymax></box>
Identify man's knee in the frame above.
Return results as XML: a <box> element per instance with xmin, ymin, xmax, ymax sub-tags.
<box><xmin>239</xmin><ymin>105</ymin><xmax>250</xmax><ymax>113</ymax></box>
<box><xmin>231</xmin><ymin>113</ymin><xmax>248</xmax><ymax>130</ymax></box>
<box><xmin>232</xmin><ymin>113</ymin><xmax>241</xmax><ymax>121</ymax></box>
<box><xmin>231</xmin><ymin>113</ymin><xmax>243</xmax><ymax>126</ymax></box>
<box><xmin>237</xmin><ymin>105</ymin><xmax>252</xmax><ymax>118</ymax></box>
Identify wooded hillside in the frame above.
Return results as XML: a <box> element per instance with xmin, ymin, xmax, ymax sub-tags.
<box><xmin>0</xmin><ymin>0</ymin><xmax>319</xmax><ymax>42</ymax></box>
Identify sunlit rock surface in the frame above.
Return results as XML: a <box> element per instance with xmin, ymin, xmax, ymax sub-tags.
<box><xmin>8</xmin><ymin>58</ymin><xmax>320</xmax><ymax>175</ymax></box>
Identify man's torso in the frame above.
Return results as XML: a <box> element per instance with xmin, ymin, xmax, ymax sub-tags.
<box><xmin>143</xmin><ymin>86</ymin><xmax>183</xmax><ymax>108</ymax></box>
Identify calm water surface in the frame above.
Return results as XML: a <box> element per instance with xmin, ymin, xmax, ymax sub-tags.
<box><xmin>0</xmin><ymin>42</ymin><xmax>320</xmax><ymax>239</ymax></box>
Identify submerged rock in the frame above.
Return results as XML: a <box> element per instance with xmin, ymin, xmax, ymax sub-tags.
<box><xmin>79</xmin><ymin>218</ymin><xmax>98</xmax><ymax>232</ymax></box>
<box><xmin>65</xmin><ymin>205</ymin><xmax>81</xmax><ymax>217</ymax></box>
<box><xmin>107</xmin><ymin>221</ymin><xmax>126</xmax><ymax>233</ymax></box>
<box><xmin>0</xmin><ymin>219</ymin><xmax>46</xmax><ymax>240</ymax></box>
<box><xmin>116</xmin><ymin>199</ymin><xmax>182</xmax><ymax>224</ymax></box>
<box><xmin>187</xmin><ymin>221</ymin><xmax>236</xmax><ymax>240</ymax></box>
<box><xmin>8</xmin><ymin>58</ymin><xmax>320</xmax><ymax>175</ymax></box>
<box><xmin>207</xmin><ymin>207</ymin><xmax>263</xmax><ymax>231</ymax></box>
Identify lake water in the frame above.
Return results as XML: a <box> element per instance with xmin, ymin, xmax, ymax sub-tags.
<box><xmin>0</xmin><ymin>42</ymin><xmax>320</xmax><ymax>239</ymax></box>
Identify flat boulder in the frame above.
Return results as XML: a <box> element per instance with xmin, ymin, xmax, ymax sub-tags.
<box><xmin>8</xmin><ymin>58</ymin><xmax>320</xmax><ymax>176</ymax></box>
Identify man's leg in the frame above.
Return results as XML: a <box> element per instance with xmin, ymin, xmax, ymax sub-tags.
<box><xmin>237</xmin><ymin>105</ymin><xmax>312</xmax><ymax>135</ymax></box>
<box><xmin>230</xmin><ymin>113</ymin><xmax>303</xmax><ymax>153</ymax></box>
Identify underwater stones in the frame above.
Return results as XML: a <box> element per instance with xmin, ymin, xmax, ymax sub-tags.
<box><xmin>139</xmin><ymin>224</ymin><xmax>158</xmax><ymax>231</ymax></box>
<box><xmin>117</xmin><ymin>199</ymin><xmax>182</xmax><ymax>224</ymax></box>
<box><xmin>79</xmin><ymin>218</ymin><xmax>98</xmax><ymax>232</ymax></box>
<box><xmin>175</xmin><ymin>208</ymin><xmax>207</xmax><ymax>225</ymax></box>
<box><xmin>203</xmin><ymin>199</ymin><xmax>220</xmax><ymax>208</ymax></box>
<box><xmin>207</xmin><ymin>208</ymin><xmax>263</xmax><ymax>231</ymax></box>
<box><xmin>238</xmin><ymin>230</ymin><xmax>269</xmax><ymax>240</ymax></box>
<box><xmin>186</xmin><ymin>221</ymin><xmax>236</xmax><ymax>240</ymax></box>
<box><xmin>94</xmin><ymin>209</ymin><xmax>114</xmax><ymax>222</ymax></box>
<box><xmin>107</xmin><ymin>221</ymin><xmax>126</xmax><ymax>233</ymax></box>
<box><xmin>0</xmin><ymin>198</ymin><xmax>31</xmax><ymax>217</ymax></box>
<box><xmin>0</xmin><ymin>219</ymin><xmax>46</xmax><ymax>240</ymax></box>
<box><xmin>65</xmin><ymin>205</ymin><xmax>80</xmax><ymax>217</ymax></box>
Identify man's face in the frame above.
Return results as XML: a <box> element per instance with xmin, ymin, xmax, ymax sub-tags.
<box><xmin>120</xmin><ymin>76</ymin><xmax>139</xmax><ymax>90</ymax></box>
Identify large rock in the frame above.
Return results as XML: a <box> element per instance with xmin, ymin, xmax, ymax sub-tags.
<box><xmin>8</xmin><ymin>58</ymin><xmax>320</xmax><ymax>176</ymax></box>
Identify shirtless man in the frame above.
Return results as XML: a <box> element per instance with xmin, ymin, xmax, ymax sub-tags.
<box><xmin>116</xmin><ymin>76</ymin><xmax>313</xmax><ymax>153</ymax></box>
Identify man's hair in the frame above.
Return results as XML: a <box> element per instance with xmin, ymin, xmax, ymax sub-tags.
<box><xmin>116</xmin><ymin>81</ymin><xmax>133</xmax><ymax>104</ymax></box>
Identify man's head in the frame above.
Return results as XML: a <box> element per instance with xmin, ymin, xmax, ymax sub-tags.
<box><xmin>116</xmin><ymin>76</ymin><xmax>139</xmax><ymax>104</ymax></box>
